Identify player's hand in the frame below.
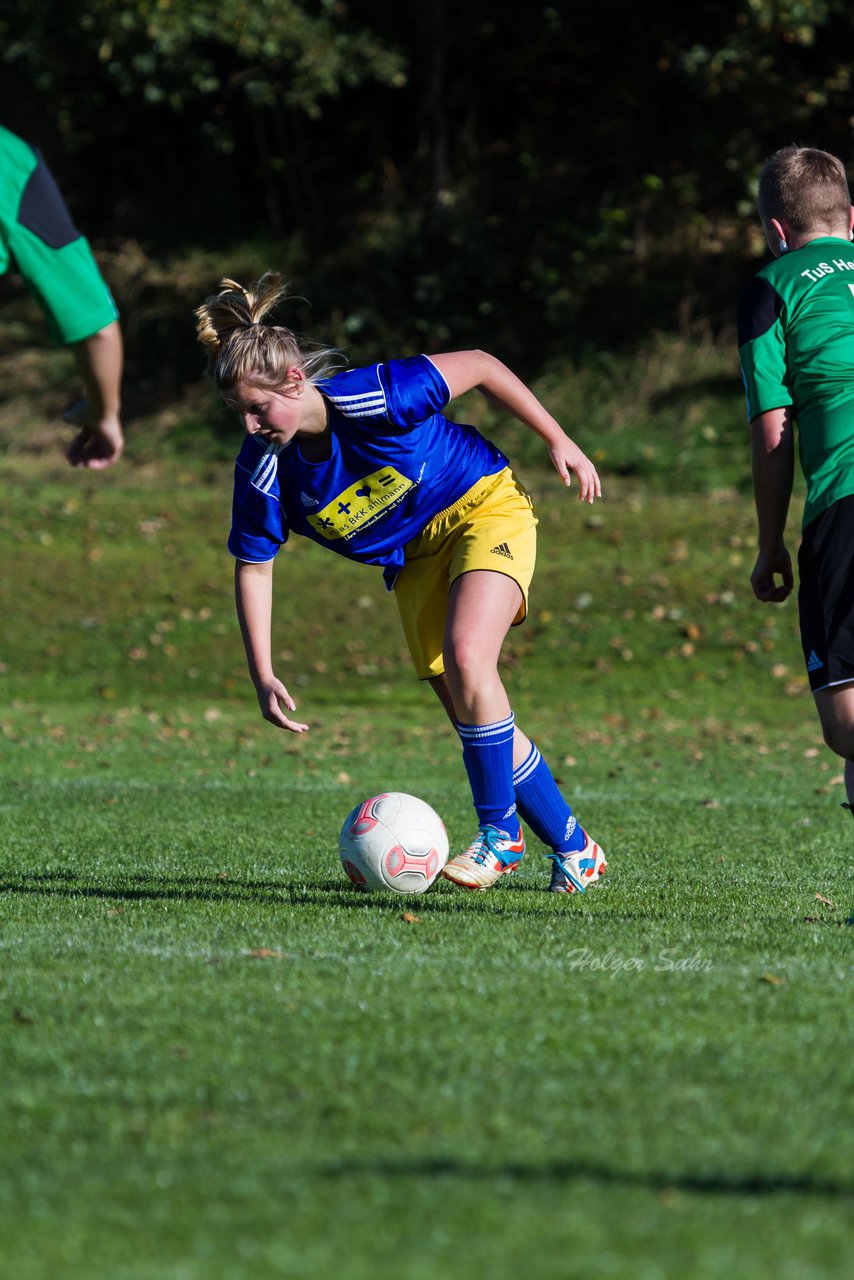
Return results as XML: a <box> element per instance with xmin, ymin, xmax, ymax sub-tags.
<box><xmin>257</xmin><ymin>676</ymin><xmax>309</xmax><ymax>733</ymax></box>
<box><xmin>548</xmin><ymin>432</ymin><xmax>602</xmax><ymax>502</ymax></box>
<box><xmin>64</xmin><ymin>401</ymin><xmax>124</xmax><ymax>470</ymax></box>
<box><xmin>751</xmin><ymin>546</ymin><xmax>793</xmax><ymax>603</ymax></box>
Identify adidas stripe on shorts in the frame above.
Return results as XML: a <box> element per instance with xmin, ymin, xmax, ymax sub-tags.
<box><xmin>394</xmin><ymin>466</ymin><xmax>538</xmax><ymax>679</ymax></box>
<box><xmin>798</xmin><ymin>492</ymin><xmax>854</xmax><ymax>694</ymax></box>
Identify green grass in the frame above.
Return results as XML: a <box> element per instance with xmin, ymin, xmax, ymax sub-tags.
<box><xmin>1</xmin><ymin>424</ymin><xmax>853</xmax><ymax>1277</ymax></box>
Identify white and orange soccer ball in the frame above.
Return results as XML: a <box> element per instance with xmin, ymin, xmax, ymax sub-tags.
<box><xmin>339</xmin><ymin>792</ymin><xmax>449</xmax><ymax>894</ymax></box>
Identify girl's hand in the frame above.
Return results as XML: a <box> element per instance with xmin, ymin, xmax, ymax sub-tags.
<box><xmin>549</xmin><ymin>432</ymin><xmax>602</xmax><ymax>502</ymax></box>
<box><xmin>256</xmin><ymin>676</ymin><xmax>309</xmax><ymax>732</ymax></box>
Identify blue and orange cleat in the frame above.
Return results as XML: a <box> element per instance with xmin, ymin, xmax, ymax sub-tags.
<box><xmin>442</xmin><ymin>824</ymin><xmax>525</xmax><ymax>891</ymax></box>
<box><xmin>547</xmin><ymin>831</ymin><xmax>607</xmax><ymax>893</ymax></box>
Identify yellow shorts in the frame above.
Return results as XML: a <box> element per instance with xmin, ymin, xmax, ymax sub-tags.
<box><xmin>394</xmin><ymin>466</ymin><xmax>538</xmax><ymax>679</ymax></box>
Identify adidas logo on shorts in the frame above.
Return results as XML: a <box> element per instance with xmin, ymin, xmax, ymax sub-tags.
<box><xmin>807</xmin><ymin>650</ymin><xmax>824</xmax><ymax>672</ymax></box>
<box><xmin>490</xmin><ymin>542</ymin><xmax>513</xmax><ymax>559</ymax></box>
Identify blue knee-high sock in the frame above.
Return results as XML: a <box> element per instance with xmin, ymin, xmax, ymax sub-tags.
<box><xmin>513</xmin><ymin>741</ymin><xmax>586</xmax><ymax>853</ymax></box>
<box><xmin>457</xmin><ymin>713</ymin><xmax>520</xmax><ymax>838</ymax></box>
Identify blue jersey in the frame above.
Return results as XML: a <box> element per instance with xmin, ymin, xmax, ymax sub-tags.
<box><xmin>228</xmin><ymin>355</ymin><xmax>507</xmax><ymax>586</ymax></box>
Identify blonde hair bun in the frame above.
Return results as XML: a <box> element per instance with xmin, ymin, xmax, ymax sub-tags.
<box><xmin>194</xmin><ymin>272</ymin><xmax>345</xmax><ymax>391</ymax></box>
<box><xmin>194</xmin><ymin>272</ymin><xmax>289</xmax><ymax>354</ymax></box>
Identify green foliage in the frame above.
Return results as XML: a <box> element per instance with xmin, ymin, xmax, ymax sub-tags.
<box><xmin>4</xmin><ymin>0</ymin><xmax>405</xmax><ymax>116</ymax></box>
<box><xmin>5</xmin><ymin>1</ymin><xmax>854</xmax><ymax>356</ymax></box>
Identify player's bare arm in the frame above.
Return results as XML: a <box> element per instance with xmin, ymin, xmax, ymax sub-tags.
<box><xmin>750</xmin><ymin>407</ymin><xmax>795</xmax><ymax>603</ymax></box>
<box><xmin>430</xmin><ymin>349</ymin><xmax>602</xmax><ymax>502</ymax></box>
<box><xmin>234</xmin><ymin>559</ymin><xmax>309</xmax><ymax>732</ymax></box>
<box><xmin>67</xmin><ymin>321</ymin><xmax>125</xmax><ymax>469</ymax></box>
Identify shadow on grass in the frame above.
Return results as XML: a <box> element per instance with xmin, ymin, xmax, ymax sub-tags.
<box><xmin>0</xmin><ymin>868</ymin><xmax>581</xmax><ymax>916</ymax></box>
<box><xmin>320</xmin><ymin>1153</ymin><xmax>854</xmax><ymax>1200</ymax></box>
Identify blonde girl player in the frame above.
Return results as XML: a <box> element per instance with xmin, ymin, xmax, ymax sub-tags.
<box><xmin>195</xmin><ymin>274</ymin><xmax>607</xmax><ymax>892</ymax></box>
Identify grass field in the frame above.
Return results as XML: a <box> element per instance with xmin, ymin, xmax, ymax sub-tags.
<box><xmin>1</xmin><ymin>411</ymin><xmax>853</xmax><ymax>1278</ymax></box>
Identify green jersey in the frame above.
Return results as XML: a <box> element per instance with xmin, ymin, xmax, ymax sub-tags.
<box><xmin>0</xmin><ymin>125</ymin><xmax>118</xmax><ymax>344</ymax></box>
<box><xmin>737</xmin><ymin>236</ymin><xmax>854</xmax><ymax>528</ymax></box>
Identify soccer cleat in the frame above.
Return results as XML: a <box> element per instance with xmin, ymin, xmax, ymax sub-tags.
<box><xmin>547</xmin><ymin>830</ymin><xmax>607</xmax><ymax>894</ymax></box>
<box><xmin>441</xmin><ymin>824</ymin><xmax>525</xmax><ymax>891</ymax></box>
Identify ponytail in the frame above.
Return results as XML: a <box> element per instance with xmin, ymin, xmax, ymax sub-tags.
<box><xmin>194</xmin><ymin>272</ymin><xmax>345</xmax><ymax>392</ymax></box>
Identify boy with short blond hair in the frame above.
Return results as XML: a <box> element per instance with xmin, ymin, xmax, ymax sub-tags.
<box><xmin>739</xmin><ymin>145</ymin><xmax>854</xmax><ymax>821</ymax></box>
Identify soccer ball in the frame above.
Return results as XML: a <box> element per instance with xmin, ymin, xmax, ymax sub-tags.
<box><xmin>339</xmin><ymin>792</ymin><xmax>449</xmax><ymax>894</ymax></box>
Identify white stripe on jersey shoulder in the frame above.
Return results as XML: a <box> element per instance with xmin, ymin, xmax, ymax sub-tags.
<box><xmin>326</xmin><ymin>364</ymin><xmax>388</xmax><ymax>419</ymax></box>
<box><xmin>250</xmin><ymin>443</ymin><xmax>283</xmax><ymax>494</ymax></box>
<box><xmin>423</xmin><ymin>354</ymin><xmax>452</xmax><ymax>402</ymax></box>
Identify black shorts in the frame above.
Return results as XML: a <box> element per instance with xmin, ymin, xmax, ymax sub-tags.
<box><xmin>798</xmin><ymin>493</ymin><xmax>854</xmax><ymax>693</ymax></box>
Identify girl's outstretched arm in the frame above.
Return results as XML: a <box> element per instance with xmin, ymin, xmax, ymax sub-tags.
<box><xmin>430</xmin><ymin>349</ymin><xmax>602</xmax><ymax>502</ymax></box>
<box><xmin>235</xmin><ymin>559</ymin><xmax>309</xmax><ymax>732</ymax></box>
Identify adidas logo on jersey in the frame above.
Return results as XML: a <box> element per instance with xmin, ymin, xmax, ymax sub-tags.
<box><xmin>490</xmin><ymin>542</ymin><xmax>513</xmax><ymax>559</ymax></box>
<box><xmin>807</xmin><ymin>650</ymin><xmax>824</xmax><ymax>672</ymax></box>
<box><xmin>300</xmin><ymin>491</ymin><xmax>319</xmax><ymax>508</ymax></box>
